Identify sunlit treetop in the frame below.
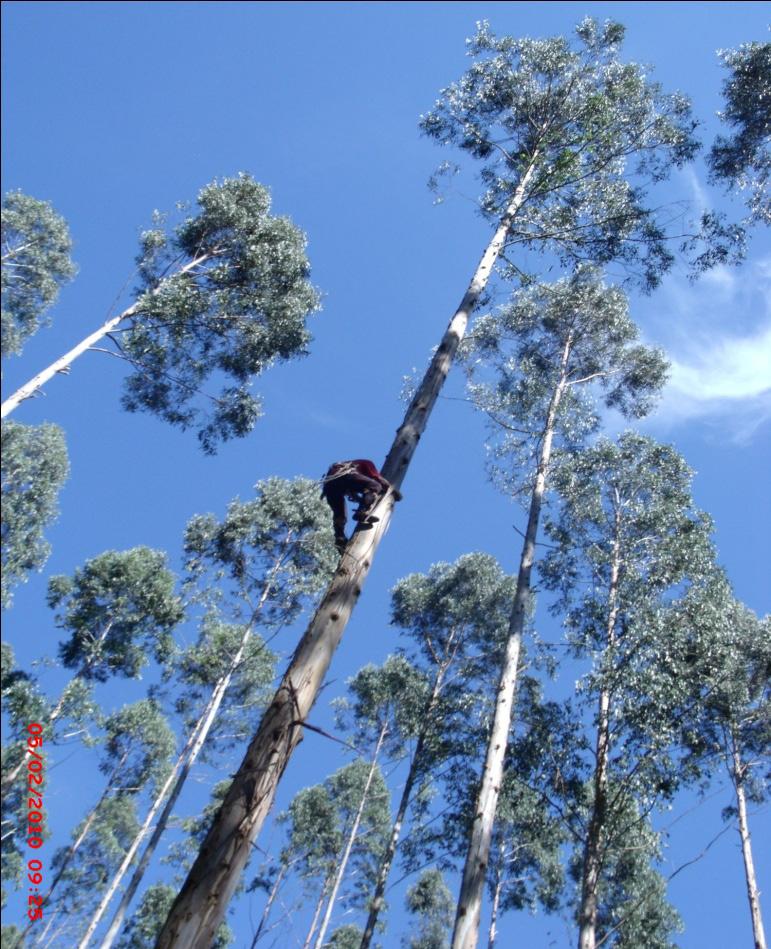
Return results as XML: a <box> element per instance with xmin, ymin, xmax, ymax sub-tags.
<box><xmin>709</xmin><ymin>40</ymin><xmax>771</xmax><ymax>226</ymax></box>
<box><xmin>120</xmin><ymin>174</ymin><xmax>321</xmax><ymax>453</ymax></box>
<box><xmin>421</xmin><ymin>18</ymin><xmax>701</xmax><ymax>291</ymax></box>
<box><xmin>1</xmin><ymin>191</ymin><xmax>76</xmax><ymax>358</ymax></box>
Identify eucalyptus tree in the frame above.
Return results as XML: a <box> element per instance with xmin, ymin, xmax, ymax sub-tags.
<box><xmin>1</xmin><ymin>191</ymin><xmax>76</xmax><ymax>358</ymax></box>
<box><xmin>451</xmin><ymin>271</ymin><xmax>667</xmax><ymax>948</ymax></box>
<box><xmin>672</xmin><ymin>579</ymin><xmax>770</xmax><ymax>949</ymax></box>
<box><xmin>305</xmin><ymin>759</ymin><xmax>391</xmax><ymax>949</ymax></box>
<box><xmin>568</xmin><ymin>796</ymin><xmax>681</xmax><ymax>949</ymax></box>
<box><xmin>35</xmin><ymin>796</ymin><xmax>140</xmax><ymax>948</ymax></box>
<box><xmin>1</xmin><ymin>644</ymin><xmax>48</xmax><ymax>907</ymax></box>
<box><xmin>252</xmin><ymin>783</ymin><xmax>343</xmax><ymax>948</ymax></box>
<box><xmin>327</xmin><ymin>926</ymin><xmax>365</xmax><ymax>949</ymax></box>
<box><xmin>708</xmin><ymin>41</ymin><xmax>771</xmax><ymax>227</ymax></box>
<box><xmin>539</xmin><ymin>433</ymin><xmax>715</xmax><ymax>949</ymax></box>
<box><xmin>2</xmin><ymin>174</ymin><xmax>320</xmax><ymax>452</ymax></box>
<box><xmin>1</xmin><ymin>546</ymin><xmax>182</xmax><ymax>793</ymax></box>
<box><xmin>482</xmin><ymin>699</ymin><xmax>574</xmax><ymax>948</ymax></box>
<box><xmin>1</xmin><ymin>419</ymin><xmax>68</xmax><ymax>607</ymax></box>
<box><xmin>157</xmin><ymin>20</ymin><xmax>702</xmax><ymax>946</ymax></box>
<box><xmin>89</xmin><ymin>478</ymin><xmax>335</xmax><ymax>949</ymax></box>
<box><xmin>31</xmin><ymin>701</ymin><xmax>175</xmax><ymax>929</ymax></box>
<box><xmin>360</xmin><ymin>554</ymin><xmax>515</xmax><ymax>949</ymax></box>
<box><xmin>403</xmin><ymin>869</ymin><xmax>455</xmax><ymax>949</ymax></box>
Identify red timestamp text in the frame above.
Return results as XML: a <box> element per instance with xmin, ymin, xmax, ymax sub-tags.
<box><xmin>26</xmin><ymin>723</ymin><xmax>45</xmax><ymax>922</ymax></box>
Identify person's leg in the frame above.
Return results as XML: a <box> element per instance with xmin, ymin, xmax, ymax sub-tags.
<box><xmin>323</xmin><ymin>486</ymin><xmax>348</xmax><ymax>551</ymax></box>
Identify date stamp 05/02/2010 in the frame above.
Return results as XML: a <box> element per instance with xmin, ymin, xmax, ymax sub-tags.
<box><xmin>26</xmin><ymin>722</ymin><xmax>46</xmax><ymax>923</ymax></box>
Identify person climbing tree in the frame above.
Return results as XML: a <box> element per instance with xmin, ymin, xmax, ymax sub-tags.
<box><xmin>321</xmin><ymin>459</ymin><xmax>399</xmax><ymax>553</ymax></box>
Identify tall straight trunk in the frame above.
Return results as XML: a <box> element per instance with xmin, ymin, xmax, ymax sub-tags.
<box><xmin>487</xmin><ymin>841</ymin><xmax>506</xmax><ymax>949</ymax></box>
<box><xmin>249</xmin><ymin>863</ymin><xmax>287</xmax><ymax>949</ymax></box>
<box><xmin>303</xmin><ymin>880</ymin><xmax>331</xmax><ymax>949</ymax></box>
<box><xmin>313</xmin><ymin>721</ymin><xmax>388</xmax><ymax>949</ymax></box>
<box><xmin>359</xmin><ymin>660</ymin><xmax>450</xmax><ymax>949</ymax></box>
<box><xmin>451</xmin><ymin>337</ymin><xmax>571</xmax><ymax>949</ymax></box>
<box><xmin>1</xmin><ymin>254</ymin><xmax>211</xmax><ymax>418</ymax></box>
<box><xmin>731</xmin><ymin>737</ymin><xmax>768</xmax><ymax>949</ymax></box>
<box><xmin>25</xmin><ymin>753</ymin><xmax>128</xmax><ymax>940</ymax></box>
<box><xmin>577</xmin><ymin>517</ymin><xmax>621</xmax><ymax>949</ymax></box>
<box><xmin>82</xmin><ymin>542</ymin><xmax>291</xmax><ymax>949</ymax></box>
<box><xmin>156</xmin><ymin>157</ymin><xmax>540</xmax><ymax>949</ymax></box>
<box><xmin>2</xmin><ymin>620</ymin><xmax>114</xmax><ymax>794</ymax></box>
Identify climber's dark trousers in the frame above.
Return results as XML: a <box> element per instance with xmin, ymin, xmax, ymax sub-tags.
<box><xmin>322</xmin><ymin>474</ymin><xmax>382</xmax><ymax>547</ymax></box>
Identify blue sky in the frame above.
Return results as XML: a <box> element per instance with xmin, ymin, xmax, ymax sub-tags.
<box><xmin>2</xmin><ymin>3</ymin><xmax>769</xmax><ymax>947</ymax></box>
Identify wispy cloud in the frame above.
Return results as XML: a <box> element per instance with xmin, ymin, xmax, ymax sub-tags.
<box><xmin>634</xmin><ymin>253</ymin><xmax>771</xmax><ymax>445</ymax></box>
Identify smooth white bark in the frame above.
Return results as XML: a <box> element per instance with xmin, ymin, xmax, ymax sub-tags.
<box><xmin>732</xmin><ymin>740</ymin><xmax>768</xmax><ymax>949</ymax></box>
<box><xmin>1</xmin><ymin>253</ymin><xmax>210</xmax><ymax>418</ymax></box>
<box><xmin>451</xmin><ymin>334</ymin><xmax>570</xmax><ymax>949</ymax></box>
<box><xmin>313</xmin><ymin>722</ymin><xmax>388</xmax><ymax>949</ymax></box>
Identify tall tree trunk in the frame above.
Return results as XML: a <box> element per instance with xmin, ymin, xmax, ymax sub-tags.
<box><xmin>23</xmin><ymin>753</ymin><xmax>128</xmax><ymax>941</ymax></box>
<box><xmin>731</xmin><ymin>736</ymin><xmax>768</xmax><ymax>949</ymax></box>
<box><xmin>83</xmin><ymin>541</ymin><xmax>291</xmax><ymax>949</ymax></box>
<box><xmin>451</xmin><ymin>338</ymin><xmax>571</xmax><ymax>949</ymax></box>
<box><xmin>303</xmin><ymin>880</ymin><xmax>331</xmax><ymax>949</ymax></box>
<box><xmin>487</xmin><ymin>841</ymin><xmax>506</xmax><ymax>949</ymax></box>
<box><xmin>2</xmin><ymin>620</ymin><xmax>114</xmax><ymax>794</ymax></box>
<box><xmin>1</xmin><ymin>254</ymin><xmax>211</xmax><ymax>418</ymax></box>
<box><xmin>314</xmin><ymin>721</ymin><xmax>388</xmax><ymax>949</ymax></box>
<box><xmin>359</xmin><ymin>661</ymin><xmax>449</xmax><ymax>949</ymax></box>
<box><xmin>577</xmin><ymin>516</ymin><xmax>621</xmax><ymax>949</ymax></box>
<box><xmin>156</xmin><ymin>157</ymin><xmax>540</xmax><ymax>949</ymax></box>
<box><xmin>249</xmin><ymin>863</ymin><xmax>287</xmax><ymax>949</ymax></box>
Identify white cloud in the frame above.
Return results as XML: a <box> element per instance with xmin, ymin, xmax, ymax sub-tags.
<box><xmin>629</xmin><ymin>252</ymin><xmax>771</xmax><ymax>444</ymax></box>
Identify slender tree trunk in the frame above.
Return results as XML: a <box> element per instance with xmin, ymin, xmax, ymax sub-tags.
<box><xmin>156</xmin><ymin>158</ymin><xmax>540</xmax><ymax>949</ymax></box>
<box><xmin>487</xmin><ymin>842</ymin><xmax>505</xmax><ymax>949</ymax></box>
<box><xmin>22</xmin><ymin>753</ymin><xmax>128</xmax><ymax>944</ymax></box>
<box><xmin>2</xmin><ymin>620</ymin><xmax>114</xmax><ymax>794</ymax></box>
<box><xmin>359</xmin><ymin>664</ymin><xmax>448</xmax><ymax>949</ymax></box>
<box><xmin>577</xmin><ymin>520</ymin><xmax>621</xmax><ymax>949</ymax></box>
<box><xmin>249</xmin><ymin>864</ymin><xmax>286</xmax><ymax>949</ymax></box>
<box><xmin>303</xmin><ymin>881</ymin><xmax>331</xmax><ymax>949</ymax></box>
<box><xmin>314</xmin><ymin>721</ymin><xmax>388</xmax><ymax>949</ymax></box>
<box><xmin>732</xmin><ymin>737</ymin><xmax>768</xmax><ymax>949</ymax></box>
<box><xmin>84</xmin><ymin>543</ymin><xmax>290</xmax><ymax>949</ymax></box>
<box><xmin>451</xmin><ymin>340</ymin><xmax>571</xmax><ymax>949</ymax></box>
<box><xmin>1</xmin><ymin>254</ymin><xmax>211</xmax><ymax>418</ymax></box>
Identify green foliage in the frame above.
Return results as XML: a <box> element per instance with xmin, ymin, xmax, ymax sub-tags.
<box><xmin>115</xmin><ymin>882</ymin><xmax>233</xmax><ymax>949</ymax></box>
<box><xmin>278</xmin><ymin>783</ymin><xmax>342</xmax><ymax>890</ymax></box>
<box><xmin>1</xmin><ymin>191</ymin><xmax>76</xmax><ymax>357</ymax></box>
<box><xmin>672</xmin><ymin>576</ymin><xmax>770</xmax><ymax>808</ymax></box>
<box><xmin>573</xmin><ymin>797</ymin><xmax>682</xmax><ymax>948</ymax></box>
<box><xmin>183</xmin><ymin>476</ymin><xmax>337</xmax><ymax>625</ymax></box>
<box><xmin>47</xmin><ymin>547</ymin><xmax>183</xmax><ymax>680</ymax></box>
<box><xmin>49</xmin><ymin>795</ymin><xmax>140</xmax><ymax>924</ymax></box>
<box><xmin>324</xmin><ymin>759</ymin><xmax>392</xmax><ymax>912</ymax></box>
<box><xmin>325</xmin><ymin>924</ymin><xmax>365</xmax><ymax>949</ymax></box>
<box><xmin>101</xmin><ymin>700</ymin><xmax>176</xmax><ymax>794</ymax></box>
<box><xmin>403</xmin><ymin>869</ymin><xmax>454</xmax><ymax>949</ymax></box>
<box><xmin>462</xmin><ymin>268</ymin><xmax>668</xmax><ymax>490</ymax></box>
<box><xmin>391</xmin><ymin>552</ymin><xmax>515</xmax><ymax>675</ymax></box>
<box><xmin>541</xmin><ymin>433</ymin><xmax>715</xmax><ymax>943</ymax></box>
<box><xmin>335</xmin><ymin>655</ymin><xmax>431</xmax><ymax>761</ymax></box>
<box><xmin>1</xmin><ymin>644</ymin><xmax>48</xmax><ymax>905</ymax></box>
<box><xmin>172</xmin><ymin>615</ymin><xmax>276</xmax><ymax>758</ymax></box>
<box><xmin>121</xmin><ymin>173</ymin><xmax>320</xmax><ymax>452</ymax></box>
<box><xmin>421</xmin><ymin>19</ymin><xmax>699</xmax><ymax>291</ymax></box>
<box><xmin>709</xmin><ymin>41</ymin><xmax>771</xmax><ymax>226</ymax></box>
<box><xmin>1</xmin><ymin>420</ymin><xmax>69</xmax><ymax>607</ymax></box>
